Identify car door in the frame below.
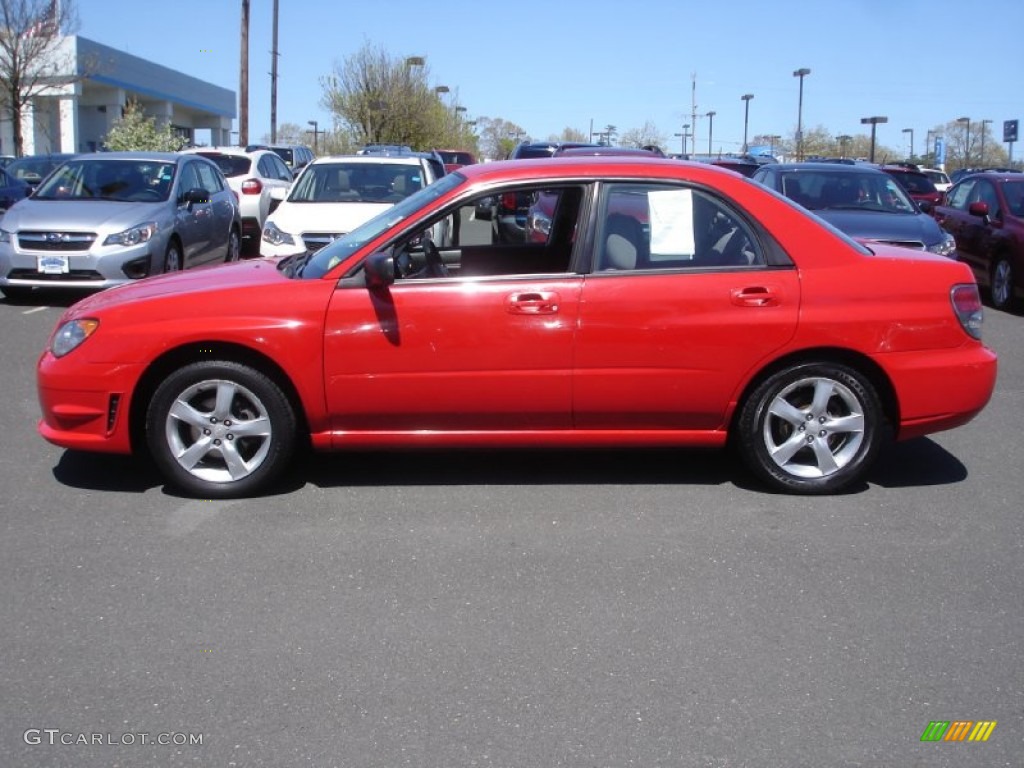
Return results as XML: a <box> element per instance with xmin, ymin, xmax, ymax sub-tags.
<box><xmin>574</xmin><ymin>182</ymin><xmax>800</xmax><ymax>431</ymax></box>
<box><xmin>174</xmin><ymin>160</ymin><xmax>213</xmax><ymax>266</ymax></box>
<box><xmin>194</xmin><ymin>161</ymin><xmax>234</xmax><ymax>264</ymax></box>
<box><xmin>935</xmin><ymin>178</ymin><xmax>996</xmax><ymax>282</ymax></box>
<box><xmin>321</xmin><ymin>187</ymin><xmax>585</xmax><ymax>435</ymax></box>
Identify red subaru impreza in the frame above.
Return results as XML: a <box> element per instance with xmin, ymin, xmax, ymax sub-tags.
<box><xmin>37</xmin><ymin>157</ymin><xmax>997</xmax><ymax>498</ymax></box>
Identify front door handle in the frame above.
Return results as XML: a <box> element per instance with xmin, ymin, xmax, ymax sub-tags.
<box><xmin>730</xmin><ymin>286</ymin><xmax>779</xmax><ymax>307</ymax></box>
<box><xmin>506</xmin><ymin>291</ymin><xmax>560</xmax><ymax>314</ymax></box>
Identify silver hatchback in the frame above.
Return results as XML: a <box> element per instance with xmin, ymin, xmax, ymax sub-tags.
<box><xmin>0</xmin><ymin>152</ymin><xmax>241</xmax><ymax>299</ymax></box>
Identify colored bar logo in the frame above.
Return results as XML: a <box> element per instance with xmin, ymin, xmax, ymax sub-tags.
<box><xmin>921</xmin><ymin>720</ymin><xmax>997</xmax><ymax>742</ymax></box>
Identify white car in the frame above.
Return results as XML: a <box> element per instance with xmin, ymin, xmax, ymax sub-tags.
<box><xmin>184</xmin><ymin>147</ymin><xmax>293</xmax><ymax>256</ymax></box>
<box><xmin>920</xmin><ymin>167</ymin><xmax>951</xmax><ymax>193</ymax></box>
<box><xmin>260</xmin><ymin>154</ymin><xmax>446</xmax><ymax>258</ymax></box>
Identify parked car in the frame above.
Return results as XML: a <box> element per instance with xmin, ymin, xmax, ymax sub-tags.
<box><xmin>932</xmin><ymin>171</ymin><xmax>1024</xmax><ymax>311</ymax></box>
<box><xmin>508</xmin><ymin>141</ymin><xmax>599</xmax><ymax>160</ymax></box>
<box><xmin>260</xmin><ymin>153</ymin><xmax>447</xmax><ymax>258</ymax></box>
<box><xmin>752</xmin><ymin>162</ymin><xmax>956</xmax><ymax>256</ymax></box>
<box><xmin>878</xmin><ymin>164</ymin><xmax>942</xmax><ymax>208</ymax></box>
<box><xmin>0</xmin><ymin>152</ymin><xmax>241</xmax><ymax>299</ymax></box>
<box><xmin>246</xmin><ymin>143</ymin><xmax>314</xmax><ymax>172</ymax></box>
<box><xmin>184</xmin><ymin>147</ymin><xmax>293</xmax><ymax>256</ymax></box>
<box><xmin>37</xmin><ymin>156</ymin><xmax>995</xmax><ymax>499</ymax></box>
<box><xmin>920</xmin><ymin>167</ymin><xmax>951</xmax><ymax>192</ymax></box>
<box><xmin>5</xmin><ymin>153</ymin><xmax>77</xmax><ymax>192</ymax></box>
<box><xmin>436</xmin><ymin>149</ymin><xmax>477</xmax><ymax>174</ymax></box>
<box><xmin>0</xmin><ymin>166</ymin><xmax>31</xmax><ymax>212</ymax></box>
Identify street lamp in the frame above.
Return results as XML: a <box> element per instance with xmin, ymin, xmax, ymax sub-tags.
<box><xmin>837</xmin><ymin>134</ymin><xmax>852</xmax><ymax>158</ymax></box>
<box><xmin>860</xmin><ymin>116</ymin><xmax>888</xmax><ymax>163</ymax></box>
<box><xmin>768</xmin><ymin>134</ymin><xmax>781</xmax><ymax>157</ymax></box>
<box><xmin>435</xmin><ymin>85</ymin><xmax>450</xmax><ymax>96</ymax></box>
<box><xmin>307</xmin><ymin>119</ymin><xmax>320</xmax><ymax>153</ymax></box>
<box><xmin>793</xmin><ymin>67</ymin><xmax>811</xmax><ymax>160</ymax></box>
<box><xmin>958</xmin><ymin>117</ymin><xmax>971</xmax><ymax>166</ymax></box>
<box><xmin>674</xmin><ymin>123</ymin><xmax>690</xmax><ymax>155</ymax></box>
<box><xmin>741</xmin><ymin>94</ymin><xmax>754</xmax><ymax>153</ymax></box>
<box><xmin>902</xmin><ymin>127</ymin><xmax>914</xmax><ymax>160</ymax></box>
<box><xmin>980</xmin><ymin>119</ymin><xmax>993</xmax><ymax>165</ymax></box>
<box><xmin>706</xmin><ymin>110</ymin><xmax>716</xmax><ymax>156</ymax></box>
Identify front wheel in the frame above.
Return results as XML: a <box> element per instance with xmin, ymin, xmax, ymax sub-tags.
<box><xmin>145</xmin><ymin>361</ymin><xmax>297</xmax><ymax>498</ymax></box>
<box><xmin>225</xmin><ymin>229</ymin><xmax>241</xmax><ymax>262</ymax></box>
<box><xmin>736</xmin><ymin>363</ymin><xmax>885</xmax><ymax>494</ymax></box>
<box><xmin>990</xmin><ymin>256</ymin><xmax>1015</xmax><ymax>312</ymax></box>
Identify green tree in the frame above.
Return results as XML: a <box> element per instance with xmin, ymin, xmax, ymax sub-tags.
<box><xmin>102</xmin><ymin>98</ymin><xmax>187</xmax><ymax>151</ymax></box>
<box><xmin>475</xmin><ymin>116</ymin><xmax>526</xmax><ymax>160</ymax></box>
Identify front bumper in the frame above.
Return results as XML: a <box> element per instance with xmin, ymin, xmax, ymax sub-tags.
<box><xmin>1</xmin><ymin>241</ymin><xmax>156</xmax><ymax>290</ymax></box>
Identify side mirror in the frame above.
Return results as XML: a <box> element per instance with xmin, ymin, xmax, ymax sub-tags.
<box><xmin>365</xmin><ymin>251</ymin><xmax>396</xmax><ymax>289</ymax></box>
<box><xmin>181</xmin><ymin>187</ymin><xmax>211</xmax><ymax>206</ymax></box>
<box><xmin>968</xmin><ymin>201</ymin><xmax>989</xmax><ymax>218</ymax></box>
<box><xmin>917</xmin><ymin>200</ymin><xmax>933</xmax><ymax>214</ymax></box>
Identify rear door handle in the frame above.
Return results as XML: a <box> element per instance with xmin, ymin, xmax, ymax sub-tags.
<box><xmin>506</xmin><ymin>291</ymin><xmax>560</xmax><ymax>314</ymax></box>
<box><xmin>731</xmin><ymin>286</ymin><xmax>779</xmax><ymax>307</ymax></box>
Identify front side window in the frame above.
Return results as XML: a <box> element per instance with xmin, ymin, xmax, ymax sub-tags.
<box><xmin>947</xmin><ymin>180</ymin><xmax>974</xmax><ymax>210</ymax></box>
<box><xmin>596</xmin><ymin>184</ymin><xmax>764</xmax><ymax>270</ymax></box>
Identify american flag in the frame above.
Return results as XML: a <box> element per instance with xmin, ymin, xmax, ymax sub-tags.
<box><xmin>22</xmin><ymin>0</ymin><xmax>60</xmax><ymax>39</ymax></box>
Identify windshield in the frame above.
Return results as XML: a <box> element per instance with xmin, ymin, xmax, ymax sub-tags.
<box><xmin>34</xmin><ymin>159</ymin><xmax>176</xmax><ymax>201</ymax></box>
<box><xmin>300</xmin><ymin>172</ymin><xmax>464</xmax><ymax>279</ymax></box>
<box><xmin>288</xmin><ymin>161</ymin><xmax>427</xmax><ymax>204</ymax></box>
<box><xmin>780</xmin><ymin>170</ymin><xmax>917</xmax><ymax>214</ymax></box>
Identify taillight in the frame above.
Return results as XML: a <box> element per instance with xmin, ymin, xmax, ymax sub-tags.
<box><xmin>951</xmin><ymin>284</ymin><xmax>983</xmax><ymax>339</ymax></box>
<box><xmin>241</xmin><ymin>178</ymin><xmax>262</xmax><ymax>195</ymax></box>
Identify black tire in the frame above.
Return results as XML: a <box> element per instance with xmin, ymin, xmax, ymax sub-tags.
<box><xmin>145</xmin><ymin>361</ymin><xmax>297</xmax><ymax>498</ymax></box>
<box><xmin>737</xmin><ymin>362</ymin><xmax>885</xmax><ymax>494</ymax></box>
<box><xmin>0</xmin><ymin>285</ymin><xmax>32</xmax><ymax>302</ymax></box>
<box><xmin>990</xmin><ymin>255</ymin><xmax>1015</xmax><ymax>312</ymax></box>
<box><xmin>225</xmin><ymin>228</ymin><xmax>241</xmax><ymax>263</ymax></box>
<box><xmin>163</xmin><ymin>240</ymin><xmax>183</xmax><ymax>273</ymax></box>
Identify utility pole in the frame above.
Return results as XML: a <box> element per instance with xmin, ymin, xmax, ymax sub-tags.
<box><xmin>239</xmin><ymin>0</ymin><xmax>250</xmax><ymax>146</ymax></box>
<box><xmin>270</xmin><ymin>0</ymin><xmax>279</xmax><ymax>143</ymax></box>
<box><xmin>690</xmin><ymin>72</ymin><xmax>697</xmax><ymax>160</ymax></box>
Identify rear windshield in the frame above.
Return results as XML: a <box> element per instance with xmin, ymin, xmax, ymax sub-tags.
<box><xmin>438</xmin><ymin>151</ymin><xmax>475</xmax><ymax>165</ymax></box>
<box><xmin>196</xmin><ymin>153</ymin><xmax>250</xmax><ymax>178</ymax></box>
<box><xmin>271</xmin><ymin>147</ymin><xmax>294</xmax><ymax>165</ymax></box>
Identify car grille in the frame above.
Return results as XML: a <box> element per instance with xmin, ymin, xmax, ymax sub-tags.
<box><xmin>7</xmin><ymin>268</ymin><xmax>105</xmax><ymax>282</ymax></box>
<box><xmin>302</xmin><ymin>232</ymin><xmax>345</xmax><ymax>252</ymax></box>
<box><xmin>874</xmin><ymin>239</ymin><xmax>926</xmax><ymax>250</ymax></box>
<box><xmin>17</xmin><ymin>231</ymin><xmax>98</xmax><ymax>251</ymax></box>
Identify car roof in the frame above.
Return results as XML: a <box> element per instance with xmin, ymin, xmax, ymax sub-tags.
<box><xmin>769</xmin><ymin>162</ymin><xmax>889</xmax><ymax>175</ymax></box>
<box><xmin>456</xmin><ymin>156</ymin><xmax>749</xmax><ymax>186</ymax></box>
<box><xmin>309</xmin><ymin>154</ymin><xmax>426</xmax><ymax>166</ymax></box>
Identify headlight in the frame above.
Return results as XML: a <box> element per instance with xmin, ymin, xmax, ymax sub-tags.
<box><xmin>50</xmin><ymin>318</ymin><xmax>99</xmax><ymax>357</ymax></box>
<box><xmin>262</xmin><ymin>220</ymin><xmax>295</xmax><ymax>246</ymax></box>
<box><xmin>0</xmin><ymin>228</ymin><xmax>11</xmax><ymax>244</ymax></box>
<box><xmin>104</xmin><ymin>222</ymin><xmax>158</xmax><ymax>247</ymax></box>
<box><xmin>928</xmin><ymin>232</ymin><xmax>957</xmax><ymax>258</ymax></box>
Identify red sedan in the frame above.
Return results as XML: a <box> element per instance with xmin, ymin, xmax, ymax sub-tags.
<box><xmin>37</xmin><ymin>157</ymin><xmax>997</xmax><ymax>498</ymax></box>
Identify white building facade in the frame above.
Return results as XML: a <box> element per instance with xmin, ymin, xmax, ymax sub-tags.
<box><xmin>3</xmin><ymin>35</ymin><xmax>236</xmax><ymax>155</ymax></box>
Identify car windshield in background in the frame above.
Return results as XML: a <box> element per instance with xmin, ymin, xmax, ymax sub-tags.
<box><xmin>270</xmin><ymin>147</ymin><xmax>294</xmax><ymax>166</ymax></box>
<box><xmin>780</xmin><ymin>170</ymin><xmax>917</xmax><ymax>214</ymax></box>
<box><xmin>299</xmin><ymin>172</ymin><xmax>464</xmax><ymax>279</ymax></box>
<box><xmin>288</xmin><ymin>162</ymin><xmax>426</xmax><ymax>204</ymax></box>
<box><xmin>34</xmin><ymin>159</ymin><xmax>176</xmax><ymax>202</ymax></box>
<box><xmin>195</xmin><ymin>153</ymin><xmax>250</xmax><ymax>178</ymax></box>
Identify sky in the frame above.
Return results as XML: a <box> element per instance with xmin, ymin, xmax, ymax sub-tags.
<box><xmin>73</xmin><ymin>0</ymin><xmax>1024</xmax><ymax>156</ymax></box>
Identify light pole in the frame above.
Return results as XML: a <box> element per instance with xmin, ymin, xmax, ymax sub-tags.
<box><xmin>705</xmin><ymin>111</ymin><xmax>716</xmax><ymax>155</ymax></box>
<box><xmin>837</xmin><ymin>134</ymin><xmax>852</xmax><ymax>158</ymax></box>
<box><xmin>958</xmin><ymin>117</ymin><xmax>971</xmax><ymax>167</ymax></box>
<box><xmin>674</xmin><ymin>124</ymin><xmax>690</xmax><ymax>155</ymax></box>
<box><xmin>435</xmin><ymin>85</ymin><xmax>449</xmax><ymax>97</ymax></box>
<box><xmin>860</xmin><ymin>116</ymin><xmax>888</xmax><ymax>163</ymax></box>
<box><xmin>793</xmin><ymin>67</ymin><xmax>811</xmax><ymax>160</ymax></box>
<box><xmin>902</xmin><ymin>128</ymin><xmax>914</xmax><ymax>161</ymax></box>
<box><xmin>741</xmin><ymin>94</ymin><xmax>753</xmax><ymax>153</ymax></box>
<box><xmin>307</xmin><ymin>119</ymin><xmax>320</xmax><ymax>153</ymax></box>
<box><xmin>980</xmin><ymin>119</ymin><xmax>992</xmax><ymax>166</ymax></box>
<box><xmin>768</xmin><ymin>134</ymin><xmax>781</xmax><ymax>157</ymax></box>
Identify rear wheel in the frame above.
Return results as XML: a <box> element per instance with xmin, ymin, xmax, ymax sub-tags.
<box><xmin>990</xmin><ymin>255</ymin><xmax>1015</xmax><ymax>312</ymax></box>
<box><xmin>737</xmin><ymin>362</ymin><xmax>885</xmax><ymax>494</ymax></box>
<box><xmin>145</xmin><ymin>361</ymin><xmax>297</xmax><ymax>498</ymax></box>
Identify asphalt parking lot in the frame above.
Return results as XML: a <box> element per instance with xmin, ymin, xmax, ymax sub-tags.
<box><xmin>1</xmin><ymin>289</ymin><xmax>1021</xmax><ymax>767</ymax></box>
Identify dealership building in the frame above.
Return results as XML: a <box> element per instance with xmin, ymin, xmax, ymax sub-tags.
<box><xmin>2</xmin><ymin>35</ymin><xmax>236</xmax><ymax>155</ymax></box>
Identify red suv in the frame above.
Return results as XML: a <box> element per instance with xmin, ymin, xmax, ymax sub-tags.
<box><xmin>880</xmin><ymin>165</ymin><xmax>941</xmax><ymax>208</ymax></box>
<box><xmin>932</xmin><ymin>172</ymin><xmax>1024</xmax><ymax>311</ymax></box>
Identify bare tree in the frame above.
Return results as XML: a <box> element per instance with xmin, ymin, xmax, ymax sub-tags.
<box><xmin>0</xmin><ymin>0</ymin><xmax>81</xmax><ymax>156</ymax></box>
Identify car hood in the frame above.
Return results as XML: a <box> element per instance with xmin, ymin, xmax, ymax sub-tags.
<box><xmin>266</xmin><ymin>200</ymin><xmax>394</xmax><ymax>235</ymax></box>
<box><xmin>814</xmin><ymin>209</ymin><xmax>943</xmax><ymax>246</ymax></box>
<box><xmin>70</xmin><ymin>259</ymin><xmax>285</xmax><ymax>314</ymax></box>
<box><xmin>2</xmin><ymin>199</ymin><xmax>166</xmax><ymax>232</ymax></box>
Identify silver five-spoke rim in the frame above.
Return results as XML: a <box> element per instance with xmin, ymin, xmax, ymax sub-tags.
<box><xmin>164</xmin><ymin>379</ymin><xmax>272</xmax><ymax>483</ymax></box>
<box><xmin>993</xmin><ymin>261</ymin><xmax>1011</xmax><ymax>307</ymax></box>
<box><xmin>763</xmin><ymin>376</ymin><xmax>865</xmax><ymax>479</ymax></box>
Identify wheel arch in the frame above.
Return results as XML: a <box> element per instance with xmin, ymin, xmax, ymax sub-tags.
<box><xmin>730</xmin><ymin>347</ymin><xmax>899</xmax><ymax>438</ymax></box>
<box><xmin>128</xmin><ymin>340</ymin><xmax>311</xmax><ymax>456</ymax></box>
